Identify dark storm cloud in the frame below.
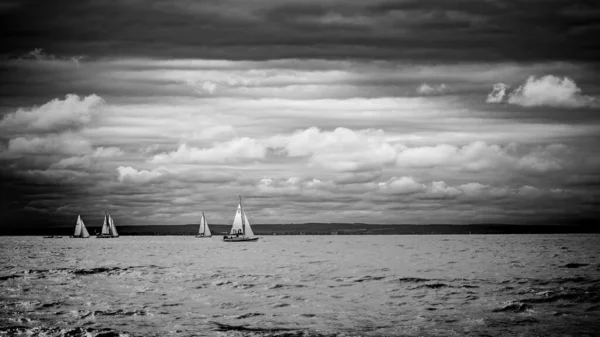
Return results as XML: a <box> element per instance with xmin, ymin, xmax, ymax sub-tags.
<box><xmin>1</xmin><ymin>0</ymin><xmax>599</xmax><ymax>62</ymax></box>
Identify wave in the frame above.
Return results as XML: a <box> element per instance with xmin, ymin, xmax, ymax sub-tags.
<box><xmin>0</xmin><ymin>326</ymin><xmax>132</xmax><ymax>337</ymax></box>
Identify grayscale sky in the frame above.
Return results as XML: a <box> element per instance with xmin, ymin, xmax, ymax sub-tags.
<box><xmin>1</xmin><ymin>0</ymin><xmax>599</xmax><ymax>227</ymax></box>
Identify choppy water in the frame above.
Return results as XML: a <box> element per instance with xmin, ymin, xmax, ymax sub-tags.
<box><xmin>0</xmin><ymin>235</ymin><xmax>599</xmax><ymax>337</ymax></box>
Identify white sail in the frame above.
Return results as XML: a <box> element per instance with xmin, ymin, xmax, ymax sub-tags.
<box><xmin>230</xmin><ymin>204</ymin><xmax>244</xmax><ymax>235</ymax></box>
<box><xmin>228</xmin><ymin>200</ymin><xmax>255</xmax><ymax>237</ymax></box>
<box><xmin>73</xmin><ymin>215</ymin><xmax>83</xmax><ymax>237</ymax></box>
<box><xmin>100</xmin><ymin>213</ymin><xmax>110</xmax><ymax>235</ymax></box>
<box><xmin>198</xmin><ymin>213</ymin><xmax>212</xmax><ymax>236</ymax></box>
<box><xmin>243</xmin><ymin>212</ymin><xmax>254</xmax><ymax>237</ymax></box>
<box><xmin>80</xmin><ymin>221</ymin><xmax>90</xmax><ymax>238</ymax></box>
<box><xmin>198</xmin><ymin>213</ymin><xmax>205</xmax><ymax>235</ymax></box>
<box><xmin>108</xmin><ymin>213</ymin><xmax>119</xmax><ymax>237</ymax></box>
<box><xmin>74</xmin><ymin>215</ymin><xmax>90</xmax><ymax>238</ymax></box>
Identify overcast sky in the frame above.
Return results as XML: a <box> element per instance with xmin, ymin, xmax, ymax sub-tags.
<box><xmin>1</xmin><ymin>0</ymin><xmax>599</xmax><ymax>227</ymax></box>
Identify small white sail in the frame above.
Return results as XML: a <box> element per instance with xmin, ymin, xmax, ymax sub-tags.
<box><xmin>108</xmin><ymin>213</ymin><xmax>119</xmax><ymax>237</ymax></box>
<box><xmin>100</xmin><ymin>213</ymin><xmax>110</xmax><ymax>235</ymax></box>
<box><xmin>230</xmin><ymin>204</ymin><xmax>244</xmax><ymax>235</ymax></box>
<box><xmin>198</xmin><ymin>213</ymin><xmax>212</xmax><ymax>236</ymax></box>
<box><xmin>73</xmin><ymin>215</ymin><xmax>83</xmax><ymax>237</ymax></box>
<box><xmin>73</xmin><ymin>215</ymin><xmax>90</xmax><ymax>238</ymax></box>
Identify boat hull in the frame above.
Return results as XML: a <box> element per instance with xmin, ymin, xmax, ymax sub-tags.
<box><xmin>223</xmin><ymin>236</ymin><xmax>259</xmax><ymax>242</ymax></box>
<box><xmin>96</xmin><ymin>235</ymin><xmax>119</xmax><ymax>238</ymax></box>
<box><xmin>70</xmin><ymin>236</ymin><xmax>90</xmax><ymax>238</ymax></box>
<box><xmin>195</xmin><ymin>235</ymin><xmax>212</xmax><ymax>238</ymax></box>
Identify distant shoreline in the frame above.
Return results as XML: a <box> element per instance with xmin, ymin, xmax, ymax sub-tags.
<box><xmin>2</xmin><ymin>223</ymin><xmax>599</xmax><ymax>236</ymax></box>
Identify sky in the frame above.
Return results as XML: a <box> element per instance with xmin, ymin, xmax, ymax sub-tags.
<box><xmin>1</xmin><ymin>0</ymin><xmax>599</xmax><ymax>227</ymax></box>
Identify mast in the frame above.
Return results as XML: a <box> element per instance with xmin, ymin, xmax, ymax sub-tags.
<box><xmin>239</xmin><ymin>196</ymin><xmax>245</xmax><ymax>236</ymax></box>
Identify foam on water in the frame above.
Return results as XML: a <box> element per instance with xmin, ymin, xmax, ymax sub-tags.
<box><xmin>0</xmin><ymin>234</ymin><xmax>599</xmax><ymax>336</ymax></box>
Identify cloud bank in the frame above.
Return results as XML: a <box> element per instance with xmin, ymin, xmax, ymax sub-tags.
<box><xmin>487</xmin><ymin>75</ymin><xmax>596</xmax><ymax>108</ymax></box>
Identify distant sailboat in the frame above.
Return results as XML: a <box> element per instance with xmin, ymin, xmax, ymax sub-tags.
<box><xmin>71</xmin><ymin>214</ymin><xmax>90</xmax><ymax>238</ymax></box>
<box><xmin>195</xmin><ymin>212</ymin><xmax>212</xmax><ymax>238</ymax></box>
<box><xmin>97</xmin><ymin>212</ymin><xmax>119</xmax><ymax>238</ymax></box>
<box><xmin>223</xmin><ymin>196</ymin><xmax>259</xmax><ymax>242</ymax></box>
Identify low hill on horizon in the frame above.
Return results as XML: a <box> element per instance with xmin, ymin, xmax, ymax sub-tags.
<box><xmin>2</xmin><ymin>223</ymin><xmax>598</xmax><ymax>236</ymax></box>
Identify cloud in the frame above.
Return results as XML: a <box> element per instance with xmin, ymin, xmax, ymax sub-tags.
<box><xmin>49</xmin><ymin>147</ymin><xmax>124</xmax><ymax>169</ymax></box>
<box><xmin>487</xmin><ymin>75</ymin><xmax>596</xmax><ymax>108</ymax></box>
<box><xmin>92</xmin><ymin>147</ymin><xmax>124</xmax><ymax>158</ymax></box>
<box><xmin>378</xmin><ymin>176</ymin><xmax>426</xmax><ymax>195</ymax></box>
<box><xmin>117</xmin><ymin>166</ymin><xmax>163</xmax><ymax>183</ymax></box>
<box><xmin>150</xmin><ymin>137</ymin><xmax>267</xmax><ymax>164</ymax></box>
<box><xmin>396</xmin><ymin>141</ymin><xmax>513</xmax><ymax>172</ymax></box>
<box><xmin>417</xmin><ymin>83</ymin><xmax>447</xmax><ymax>95</ymax></box>
<box><xmin>277</xmin><ymin>127</ymin><xmax>397</xmax><ymax>172</ymax></box>
<box><xmin>486</xmin><ymin>83</ymin><xmax>508</xmax><ymax>103</ymax></box>
<box><xmin>395</xmin><ymin>141</ymin><xmax>568</xmax><ymax>173</ymax></box>
<box><xmin>0</xmin><ymin>94</ymin><xmax>104</xmax><ymax>134</ymax></box>
<box><xmin>509</xmin><ymin>75</ymin><xmax>595</xmax><ymax>108</ymax></box>
<box><xmin>184</xmin><ymin>79</ymin><xmax>218</xmax><ymax>94</ymax></box>
<box><xmin>334</xmin><ymin>171</ymin><xmax>382</xmax><ymax>184</ymax></box>
<box><xmin>424</xmin><ymin>181</ymin><xmax>462</xmax><ymax>199</ymax></box>
<box><xmin>192</xmin><ymin>125</ymin><xmax>236</xmax><ymax>140</ymax></box>
<box><xmin>1</xmin><ymin>133</ymin><xmax>92</xmax><ymax>157</ymax></box>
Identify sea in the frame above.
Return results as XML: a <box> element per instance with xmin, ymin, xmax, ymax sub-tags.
<box><xmin>0</xmin><ymin>234</ymin><xmax>599</xmax><ymax>337</ymax></box>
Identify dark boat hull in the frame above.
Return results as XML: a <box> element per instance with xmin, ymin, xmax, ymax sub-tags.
<box><xmin>223</xmin><ymin>236</ymin><xmax>259</xmax><ymax>242</ymax></box>
<box><xmin>96</xmin><ymin>235</ymin><xmax>119</xmax><ymax>238</ymax></box>
<box><xmin>195</xmin><ymin>235</ymin><xmax>212</xmax><ymax>238</ymax></box>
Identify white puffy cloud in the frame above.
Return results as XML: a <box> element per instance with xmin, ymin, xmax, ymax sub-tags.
<box><xmin>1</xmin><ymin>133</ymin><xmax>92</xmax><ymax>157</ymax></box>
<box><xmin>425</xmin><ymin>181</ymin><xmax>462</xmax><ymax>199</ymax></box>
<box><xmin>486</xmin><ymin>83</ymin><xmax>508</xmax><ymax>103</ymax></box>
<box><xmin>0</xmin><ymin>94</ymin><xmax>104</xmax><ymax>134</ymax></box>
<box><xmin>487</xmin><ymin>75</ymin><xmax>595</xmax><ymax>108</ymax></box>
<box><xmin>396</xmin><ymin>141</ymin><xmax>513</xmax><ymax>172</ymax></box>
<box><xmin>276</xmin><ymin>127</ymin><xmax>397</xmax><ymax>172</ymax></box>
<box><xmin>395</xmin><ymin>144</ymin><xmax>457</xmax><ymax>168</ymax></box>
<box><xmin>117</xmin><ymin>166</ymin><xmax>163</xmax><ymax>183</ymax></box>
<box><xmin>378</xmin><ymin>176</ymin><xmax>426</xmax><ymax>195</ymax></box>
<box><xmin>150</xmin><ymin>137</ymin><xmax>267</xmax><ymax>164</ymax></box>
<box><xmin>417</xmin><ymin>83</ymin><xmax>447</xmax><ymax>95</ymax></box>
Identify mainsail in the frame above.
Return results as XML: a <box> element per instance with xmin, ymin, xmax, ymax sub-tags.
<box><xmin>100</xmin><ymin>213</ymin><xmax>110</xmax><ymax>235</ymax></box>
<box><xmin>224</xmin><ymin>196</ymin><xmax>259</xmax><ymax>242</ymax></box>
<box><xmin>229</xmin><ymin>198</ymin><xmax>255</xmax><ymax>237</ymax></box>
<box><xmin>230</xmin><ymin>204</ymin><xmax>245</xmax><ymax>235</ymax></box>
<box><xmin>108</xmin><ymin>213</ymin><xmax>119</xmax><ymax>237</ymax></box>
<box><xmin>73</xmin><ymin>215</ymin><xmax>90</xmax><ymax>238</ymax></box>
<box><xmin>99</xmin><ymin>212</ymin><xmax>119</xmax><ymax>237</ymax></box>
<box><xmin>198</xmin><ymin>212</ymin><xmax>212</xmax><ymax>236</ymax></box>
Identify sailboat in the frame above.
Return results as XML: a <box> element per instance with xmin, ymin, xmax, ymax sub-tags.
<box><xmin>223</xmin><ymin>196</ymin><xmax>259</xmax><ymax>242</ymax></box>
<box><xmin>195</xmin><ymin>212</ymin><xmax>212</xmax><ymax>238</ymax></box>
<box><xmin>71</xmin><ymin>214</ymin><xmax>90</xmax><ymax>238</ymax></box>
<box><xmin>97</xmin><ymin>212</ymin><xmax>119</xmax><ymax>238</ymax></box>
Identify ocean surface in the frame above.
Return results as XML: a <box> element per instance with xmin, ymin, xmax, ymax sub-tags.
<box><xmin>0</xmin><ymin>235</ymin><xmax>599</xmax><ymax>337</ymax></box>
